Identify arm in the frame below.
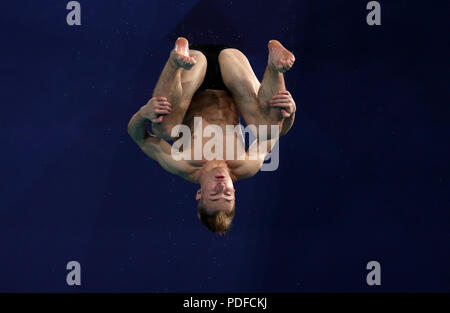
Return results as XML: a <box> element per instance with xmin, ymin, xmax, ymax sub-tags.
<box><xmin>127</xmin><ymin>107</ymin><xmax>192</xmax><ymax>178</ymax></box>
<box><xmin>280</xmin><ymin>111</ymin><xmax>295</xmax><ymax>136</ymax></box>
<box><xmin>265</xmin><ymin>90</ymin><xmax>296</xmax><ymax>136</ymax></box>
<box><xmin>233</xmin><ymin>136</ymin><xmax>279</xmax><ymax>180</ymax></box>
<box><xmin>238</xmin><ymin>90</ymin><xmax>296</xmax><ymax>140</ymax></box>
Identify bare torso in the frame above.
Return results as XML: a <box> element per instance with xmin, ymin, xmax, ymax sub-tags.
<box><xmin>183</xmin><ymin>89</ymin><xmax>239</xmax><ymax>126</ymax></box>
<box><xmin>180</xmin><ymin>89</ymin><xmax>249</xmax><ymax>180</ymax></box>
<box><xmin>128</xmin><ymin>38</ymin><xmax>295</xmax><ymax>185</ymax></box>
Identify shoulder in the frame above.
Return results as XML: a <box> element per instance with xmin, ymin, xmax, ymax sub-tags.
<box><xmin>229</xmin><ymin>159</ymin><xmax>264</xmax><ymax>181</ymax></box>
<box><xmin>179</xmin><ymin>162</ymin><xmax>202</xmax><ymax>183</ymax></box>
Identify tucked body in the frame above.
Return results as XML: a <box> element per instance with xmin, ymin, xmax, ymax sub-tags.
<box><xmin>128</xmin><ymin>37</ymin><xmax>297</xmax><ymax>234</ymax></box>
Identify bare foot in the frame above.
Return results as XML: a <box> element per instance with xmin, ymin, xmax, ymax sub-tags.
<box><xmin>171</xmin><ymin>37</ymin><xmax>197</xmax><ymax>70</ymax></box>
<box><xmin>268</xmin><ymin>40</ymin><xmax>295</xmax><ymax>73</ymax></box>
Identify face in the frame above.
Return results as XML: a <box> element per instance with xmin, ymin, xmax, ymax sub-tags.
<box><xmin>196</xmin><ymin>167</ymin><xmax>235</xmax><ymax>214</ymax></box>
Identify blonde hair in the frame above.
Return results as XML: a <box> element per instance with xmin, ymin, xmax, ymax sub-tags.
<box><xmin>197</xmin><ymin>200</ymin><xmax>235</xmax><ymax>235</ymax></box>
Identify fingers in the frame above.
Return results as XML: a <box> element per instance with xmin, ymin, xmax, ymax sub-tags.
<box><xmin>155</xmin><ymin>101</ymin><xmax>172</xmax><ymax>110</ymax></box>
<box><xmin>274</xmin><ymin>90</ymin><xmax>291</xmax><ymax>97</ymax></box>
<box><xmin>269</xmin><ymin>96</ymin><xmax>290</xmax><ymax>103</ymax></box>
<box><xmin>268</xmin><ymin>91</ymin><xmax>294</xmax><ymax>116</ymax></box>
<box><xmin>270</xmin><ymin>102</ymin><xmax>292</xmax><ymax>111</ymax></box>
<box><xmin>154</xmin><ymin>101</ymin><xmax>172</xmax><ymax>110</ymax></box>
<box><xmin>281</xmin><ymin>109</ymin><xmax>291</xmax><ymax>118</ymax></box>
<box><xmin>154</xmin><ymin>108</ymin><xmax>171</xmax><ymax>115</ymax></box>
<box><xmin>269</xmin><ymin>98</ymin><xmax>291</xmax><ymax>106</ymax></box>
<box><xmin>153</xmin><ymin>97</ymin><xmax>173</xmax><ymax>113</ymax></box>
<box><xmin>155</xmin><ymin>97</ymin><xmax>172</xmax><ymax>107</ymax></box>
<box><xmin>269</xmin><ymin>91</ymin><xmax>293</xmax><ymax>111</ymax></box>
<box><xmin>152</xmin><ymin>115</ymin><xmax>165</xmax><ymax>124</ymax></box>
<box><xmin>270</xmin><ymin>91</ymin><xmax>291</xmax><ymax>100</ymax></box>
<box><xmin>149</xmin><ymin>97</ymin><xmax>173</xmax><ymax>123</ymax></box>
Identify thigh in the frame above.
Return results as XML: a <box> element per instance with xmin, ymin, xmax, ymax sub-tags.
<box><xmin>152</xmin><ymin>50</ymin><xmax>207</xmax><ymax>141</ymax></box>
<box><xmin>219</xmin><ymin>48</ymin><xmax>261</xmax><ymax>98</ymax></box>
<box><xmin>218</xmin><ymin>48</ymin><xmax>262</xmax><ymax>127</ymax></box>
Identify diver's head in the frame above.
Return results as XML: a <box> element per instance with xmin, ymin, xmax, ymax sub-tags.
<box><xmin>196</xmin><ymin>166</ymin><xmax>235</xmax><ymax>235</ymax></box>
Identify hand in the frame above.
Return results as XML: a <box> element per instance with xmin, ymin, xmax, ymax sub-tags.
<box><xmin>268</xmin><ymin>90</ymin><xmax>296</xmax><ymax>118</ymax></box>
<box><xmin>140</xmin><ymin>96</ymin><xmax>173</xmax><ymax>124</ymax></box>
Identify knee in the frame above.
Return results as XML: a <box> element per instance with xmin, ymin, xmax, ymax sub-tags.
<box><xmin>218</xmin><ymin>48</ymin><xmax>252</xmax><ymax>82</ymax></box>
<box><xmin>219</xmin><ymin>49</ymin><xmax>258</xmax><ymax>95</ymax></box>
<box><xmin>218</xmin><ymin>48</ymin><xmax>246</xmax><ymax>61</ymax></box>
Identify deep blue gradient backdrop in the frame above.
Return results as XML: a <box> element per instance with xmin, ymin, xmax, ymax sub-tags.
<box><xmin>1</xmin><ymin>0</ymin><xmax>449</xmax><ymax>292</ymax></box>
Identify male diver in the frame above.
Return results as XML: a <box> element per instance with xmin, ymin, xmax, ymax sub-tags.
<box><xmin>127</xmin><ymin>37</ymin><xmax>296</xmax><ymax>234</ymax></box>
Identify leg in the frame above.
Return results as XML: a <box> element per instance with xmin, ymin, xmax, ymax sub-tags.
<box><xmin>219</xmin><ymin>41</ymin><xmax>295</xmax><ymax>128</ymax></box>
<box><xmin>151</xmin><ymin>37</ymin><xmax>207</xmax><ymax>140</ymax></box>
<box><xmin>218</xmin><ymin>48</ymin><xmax>261</xmax><ymax>127</ymax></box>
<box><xmin>258</xmin><ymin>40</ymin><xmax>295</xmax><ymax>110</ymax></box>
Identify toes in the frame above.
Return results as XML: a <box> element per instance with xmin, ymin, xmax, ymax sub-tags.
<box><xmin>177</xmin><ymin>55</ymin><xmax>196</xmax><ymax>66</ymax></box>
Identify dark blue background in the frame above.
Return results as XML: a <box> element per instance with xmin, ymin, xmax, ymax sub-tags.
<box><xmin>1</xmin><ymin>0</ymin><xmax>449</xmax><ymax>292</ymax></box>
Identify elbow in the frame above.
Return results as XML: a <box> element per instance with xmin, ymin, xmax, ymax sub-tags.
<box><xmin>126</xmin><ymin>122</ymin><xmax>133</xmax><ymax>136</ymax></box>
<box><xmin>151</xmin><ymin>123</ymin><xmax>173</xmax><ymax>142</ymax></box>
<box><xmin>126</xmin><ymin>120</ymin><xmax>134</xmax><ymax>138</ymax></box>
<box><xmin>127</xmin><ymin>117</ymin><xmax>141</xmax><ymax>143</ymax></box>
